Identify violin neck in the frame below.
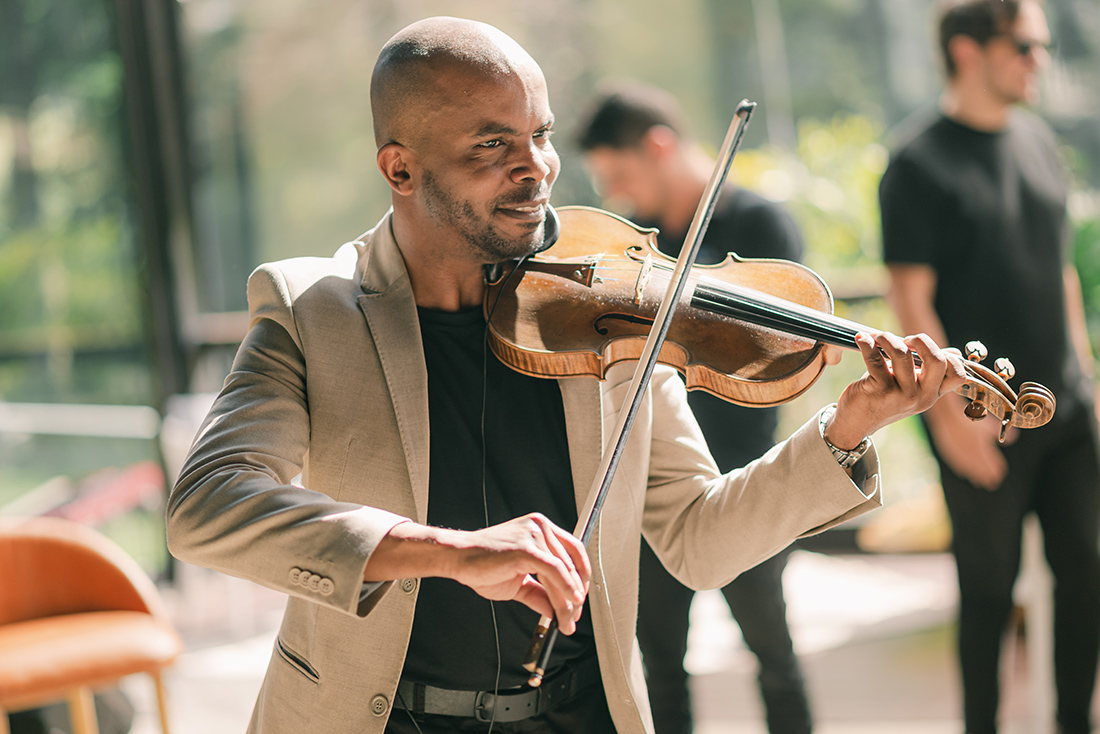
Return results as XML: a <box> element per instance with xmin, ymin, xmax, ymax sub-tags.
<box><xmin>691</xmin><ymin>281</ymin><xmax>863</xmax><ymax>351</ymax></box>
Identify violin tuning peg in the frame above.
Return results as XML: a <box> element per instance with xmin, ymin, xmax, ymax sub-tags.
<box><xmin>994</xmin><ymin>357</ymin><xmax>1016</xmax><ymax>381</ymax></box>
<box><xmin>964</xmin><ymin>400</ymin><xmax>988</xmax><ymax>421</ymax></box>
<box><xmin>965</xmin><ymin>341</ymin><xmax>988</xmax><ymax>363</ymax></box>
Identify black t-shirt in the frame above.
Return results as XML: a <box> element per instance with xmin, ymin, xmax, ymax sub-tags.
<box><xmin>401</xmin><ymin>306</ymin><xmax>595</xmax><ymax>690</ymax></box>
<box><xmin>639</xmin><ymin>186</ymin><xmax>805</xmax><ymax>470</ymax></box>
<box><xmin>879</xmin><ymin>109</ymin><xmax>1085</xmax><ymax>407</ymax></box>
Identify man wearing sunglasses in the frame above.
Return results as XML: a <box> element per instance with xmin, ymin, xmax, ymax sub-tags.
<box><xmin>879</xmin><ymin>1</ymin><xmax>1100</xmax><ymax>733</ymax></box>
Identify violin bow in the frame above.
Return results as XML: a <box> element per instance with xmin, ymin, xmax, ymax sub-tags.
<box><xmin>522</xmin><ymin>100</ymin><xmax>759</xmax><ymax>686</ymax></box>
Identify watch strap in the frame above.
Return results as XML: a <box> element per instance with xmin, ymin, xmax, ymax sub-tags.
<box><xmin>818</xmin><ymin>404</ymin><xmax>872</xmax><ymax>469</ymax></box>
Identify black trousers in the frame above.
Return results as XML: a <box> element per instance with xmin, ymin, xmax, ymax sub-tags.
<box><xmin>934</xmin><ymin>401</ymin><xmax>1100</xmax><ymax>734</ymax></box>
<box><xmin>384</xmin><ymin>683</ymin><xmax>616</xmax><ymax>734</ymax></box>
<box><xmin>636</xmin><ymin>538</ymin><xmax>810</xmax><ymax>734</ymax></box>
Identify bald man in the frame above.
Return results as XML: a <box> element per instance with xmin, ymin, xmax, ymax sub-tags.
<box><xmin>167</xmin><ymin>16</ymin><xmax>968</xmax><ymax>734</ymax></box>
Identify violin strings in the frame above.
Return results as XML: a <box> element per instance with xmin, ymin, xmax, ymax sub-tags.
<box><xmin>691</xmin><ymin>284</ymin><xmax>859</xmax><ymax>349</ymax></box>
<box><xmin>534</xmin><ymin>257</ymin><xmax>959</xmax><ymax>375</ymax></box>
<box><xmin>566</xmin><ymin>259</ymin><xmax>863</xmax><ymax>348</ymax></box>
<box><xmin>536</xmin><ymin>257</ymin><xmax>949</xmax><ymax>369</ymax></box>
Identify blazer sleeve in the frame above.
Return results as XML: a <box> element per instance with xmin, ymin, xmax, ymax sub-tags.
<box><xmin>166</xmin><ymin>264</ymin><xmax>409</xmax><ymax>618</ymax></box>
<box><xmin>640</xmin><ymin>368</ymin><xmax>881</xmax><ymax>591</ymax></box>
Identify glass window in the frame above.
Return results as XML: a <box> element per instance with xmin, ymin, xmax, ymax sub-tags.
<box><xmin>0</xmin><ymin>0</ymin><xmax>162</xmax><ymax>571</ymax></box>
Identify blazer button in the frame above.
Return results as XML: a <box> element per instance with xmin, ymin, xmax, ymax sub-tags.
<box><xmin>289</xmin><ymin>567</ymin><xmax>302</xmax><ymax>585</ymax></box>
<box><xmin>319</xmin><ymin>578</ymin><xmax>334</xmax><ymax>596</ymax></box>
<box><xmin>369</xmin><ymin>694</ymin><xmax>389</xmax><ymax>716</ymax></box>
<box><xmin>400</xmin><ymin>578</ymin><xmax>417</xmax><ymax>593</ymax></box>
<box><xmin>308</xmin><ymin>574</ymin><xmax>322</xmax><ymax>592</ymax></box>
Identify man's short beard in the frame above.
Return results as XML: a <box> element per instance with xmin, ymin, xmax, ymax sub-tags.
<box><xmin>421</xmin><ymin>170</ymin><xmax>545</xmax><ymax>263</ymax></box>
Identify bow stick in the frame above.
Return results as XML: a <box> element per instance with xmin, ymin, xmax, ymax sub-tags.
<box><xmin>522</xmin><ymin>100</ymin><xmax>758</xmax><ymax>686</ymax></box>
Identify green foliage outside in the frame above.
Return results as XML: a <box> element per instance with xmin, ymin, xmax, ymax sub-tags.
<box><xmin>1074</xmin><ymin>213</ymin><xmax>1100</xmax><ymax>357</ymax></box>
<box><xmin>0</xmin><ymin>1</ymin><xmax>149</xmax><ymax>406</ymax></box>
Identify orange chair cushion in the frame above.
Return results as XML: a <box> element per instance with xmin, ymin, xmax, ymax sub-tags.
<box><xmin>0</xmin><ymin>611</ymin><xmax>183</xmax><ymax>710</ymax></box>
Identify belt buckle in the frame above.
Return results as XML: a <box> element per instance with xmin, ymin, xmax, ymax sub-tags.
<box><xmin>473</xmin><ymin>690</ymin><xmax>494</xmax><ymax>723</ymax></box>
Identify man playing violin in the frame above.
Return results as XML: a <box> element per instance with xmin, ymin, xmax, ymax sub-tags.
<box><xmin>167</xmin><ymin>16</ymin><xmax>968</xmax><ymax>734</ymax></box>
<box><xmin>880</xmin><ymin>2</ymin><xmax>1100</xmax><ymax>732</ymax></box>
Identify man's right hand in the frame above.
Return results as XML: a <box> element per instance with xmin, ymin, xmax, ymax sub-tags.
<box><xmin>364</xmin><ymin>514</ymin><xmax>591</xmax><ymax>634</ymax></box>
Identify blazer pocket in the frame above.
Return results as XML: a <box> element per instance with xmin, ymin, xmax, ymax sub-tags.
<box><xmin>276</xmin><ymin>636</ymin><xmax>320</xmax><ymax>684</ymax></box>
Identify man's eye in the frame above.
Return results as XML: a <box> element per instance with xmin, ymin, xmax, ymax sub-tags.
<box><xmin>535</xmin><ymin>128</ymin><xmax>554</xmax><ymax>139</ymax></box>
<box><xmin>478</xmin><ymin>139</ymin><xmax>504</xmax><ymax>149</ymax></box>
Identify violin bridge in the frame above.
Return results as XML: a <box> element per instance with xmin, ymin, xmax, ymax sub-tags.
<box><xmin>634</xmin><ymin>254</ymin><xmax>653</xmax><ymax>305</ymax></box>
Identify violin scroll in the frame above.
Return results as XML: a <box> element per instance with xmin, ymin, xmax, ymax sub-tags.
<box><xmin>955</xmin><ymin>340</ymin><xmax>1056</xmax><ymax>440</ymax></box>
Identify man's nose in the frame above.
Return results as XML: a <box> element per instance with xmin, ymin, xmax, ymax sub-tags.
<box><xmin>511</xmin><ymin>142</ymin><xmax>556</xmax><ymax>185</ymax></box>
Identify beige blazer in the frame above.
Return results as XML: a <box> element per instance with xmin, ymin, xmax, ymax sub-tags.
<box><xmin>167</xmin><ymin>211</ymin><xmax>882</xmax><ymax>734</ymax></box>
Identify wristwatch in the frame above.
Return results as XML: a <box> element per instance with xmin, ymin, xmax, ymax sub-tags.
<box><xmin>818</xmin><ymin>404</ymin><xmax>872</xmax><ymax>469</ymax></box>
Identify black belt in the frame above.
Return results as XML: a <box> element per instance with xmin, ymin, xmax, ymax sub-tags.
<box><xmin>393</xmin><ymin>655</ymin><xmax>601</xmax><ymax>723</ymax></box>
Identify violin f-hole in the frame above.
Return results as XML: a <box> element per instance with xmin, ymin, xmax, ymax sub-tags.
<box><xmin>593</xmin><ymin>313</ymin><xmax>656</xmax><ymax>335</ymax></box>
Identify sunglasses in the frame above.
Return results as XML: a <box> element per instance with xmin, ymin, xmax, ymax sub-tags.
<box><xmin>1001</xmin><ymin>36</ymin><xmax>1052</xmax><ymax>56</ymax></box>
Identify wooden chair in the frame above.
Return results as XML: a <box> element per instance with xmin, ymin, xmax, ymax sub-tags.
<box><xmin>0</xmin><ymin>516</ymin><xmax>183</xmax><ymax>734</ymax></box>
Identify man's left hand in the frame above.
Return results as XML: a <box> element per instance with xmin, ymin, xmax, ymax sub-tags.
<box><xmin>825</xmin><ymin>331</ymin><xmax>968</xmax><ymax>450</ymax></box>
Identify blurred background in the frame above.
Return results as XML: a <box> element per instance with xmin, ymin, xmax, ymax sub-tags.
<box><xmin>2</xmin><ymin>0</ymin><xmax>1099</xmax><ymax>732</ymax></box>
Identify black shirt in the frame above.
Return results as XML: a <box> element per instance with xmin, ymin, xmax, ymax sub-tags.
<box><xmin>879</xmin><ymin>109</ymin><xmax>1085</xmax><ymax>408</ymax></box>
<box><xmin>639</xmin><ymin>186</ymin><xmax>805</xmax><ymax>470</ymax></box>
<box><xmin>401</xmin><ymin>306</ymin><xmax>595</xmax><ymax>690</ymax></box>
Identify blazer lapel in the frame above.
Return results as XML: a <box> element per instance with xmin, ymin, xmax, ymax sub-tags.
<box><xmin>558</xmin><ymin>376</ymin><xmax>605</xmax><ymax>534</ymax></box>
<box><xmin>354</xmin><ymin>213</ymin><xmax>430</xmax><ymax>523</ymax></box>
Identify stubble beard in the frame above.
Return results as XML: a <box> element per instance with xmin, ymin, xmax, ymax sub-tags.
<box><xmin>421</xmin><ymin>170</ymin><xmax>547</xmax><ymax>264</ymax></box>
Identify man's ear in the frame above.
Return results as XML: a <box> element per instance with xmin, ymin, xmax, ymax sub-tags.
<box><xmin>948</xmin><ymin>35</ymin><xmax>983</xmax><ymax>77</ymax></box>
<box><xmin>377</xmin><ymin>143</ymin><xmax>417</xmax><ymax>196</ymax></box>
<box><xmin>641</xmin><ymin>125</ymin><xmax>679</xmax><ymax>161</ymax></box>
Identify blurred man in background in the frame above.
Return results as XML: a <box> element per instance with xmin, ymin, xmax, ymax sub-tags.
<box><xmin>879</xmin><ymin>1</ymin><xmax>1100</xmax><ymax>732</ymax></box>
<box><xmin>577</xmin><ymin>81</ymin><xmax>813</xmax><ymax>734</ymax></box>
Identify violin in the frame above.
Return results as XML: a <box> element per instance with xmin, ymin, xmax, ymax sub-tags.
<box><xmin>485</xmin><ymin>205</ymin><xmax>1057</xmax><ymax>438</ymax></box>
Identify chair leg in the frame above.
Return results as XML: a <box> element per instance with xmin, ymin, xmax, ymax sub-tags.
<box><xmin>68</xmin><ymin>686</ymin><xmax>100</xmax><ymax>734</ymax></box>
<box><xmin>152</xmin><ymin>670</ymin><xmax>172</xmax><ymax>734</ymax></box>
